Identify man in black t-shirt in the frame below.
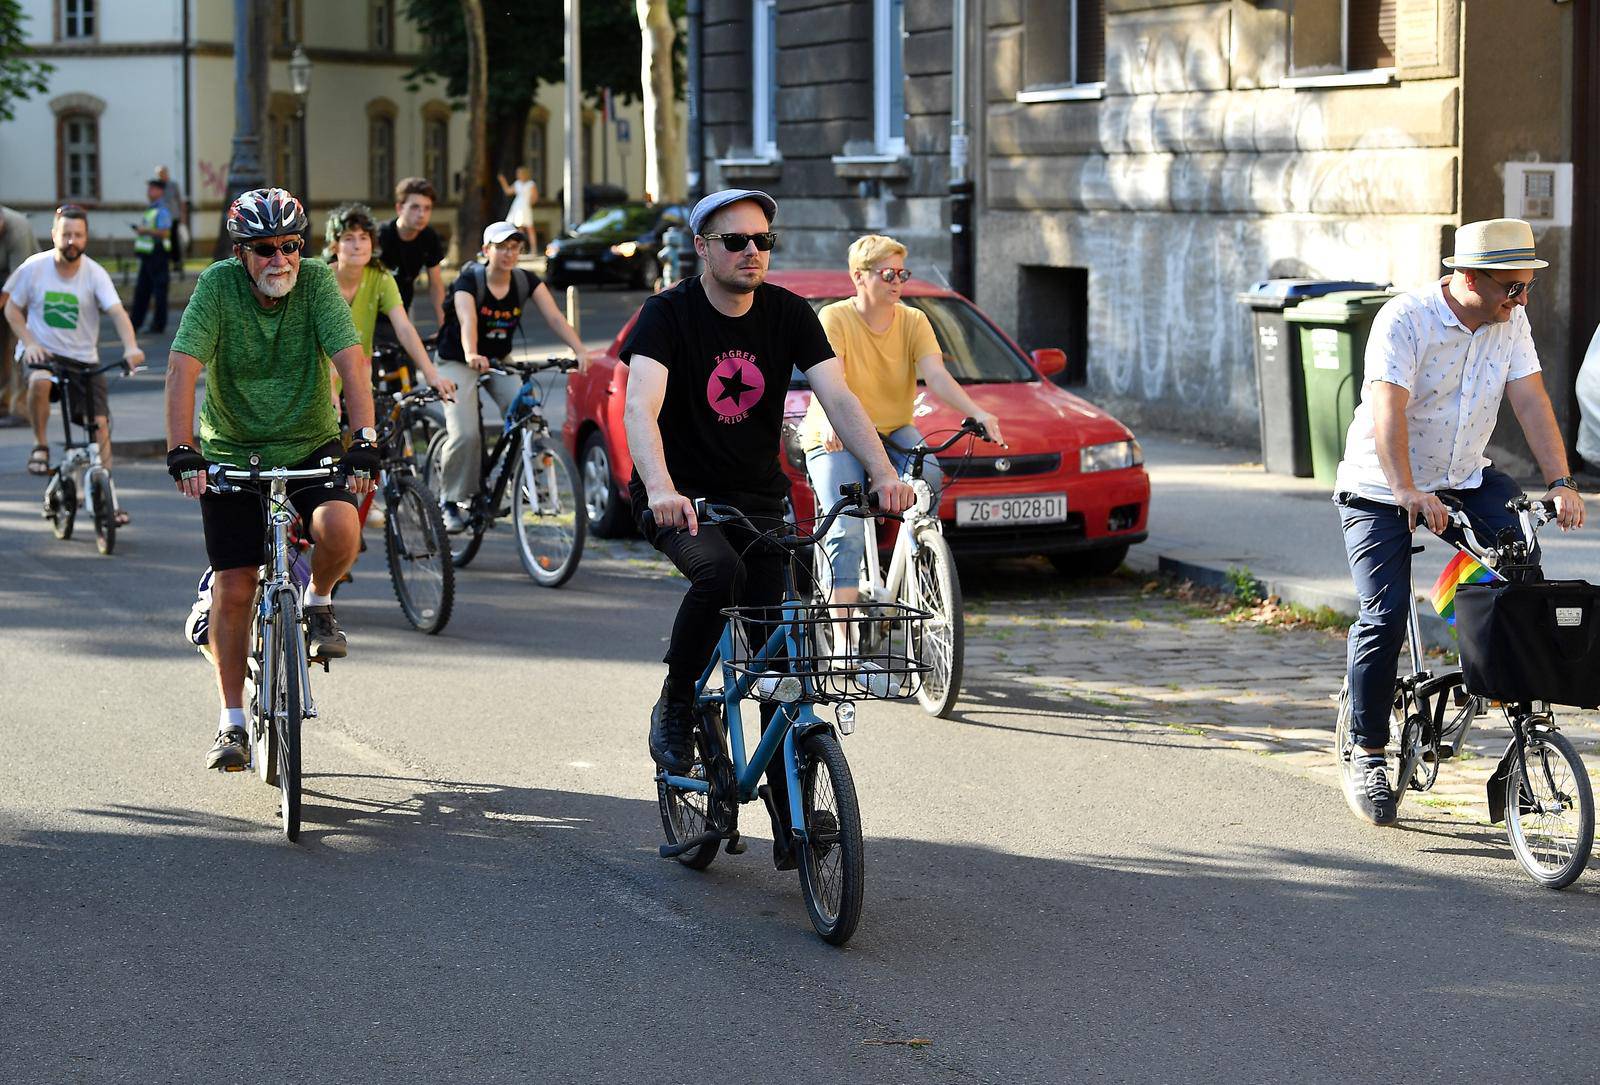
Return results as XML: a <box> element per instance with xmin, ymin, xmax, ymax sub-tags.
<box><xmin>622</xmin><ymin>188</ymin><xmax>912</xmax><ymax>868</ymax></box>
<box><xmin>375</xmin><ymin>177</ymin><xmax>446</xmax><ymax>344</ymax></box>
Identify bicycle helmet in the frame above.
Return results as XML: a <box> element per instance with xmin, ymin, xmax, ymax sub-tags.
<box><xmin>226</xmin><ymin>187</ymin><xmax>308</xmax><ymax>241</ymax></box>
<box><xmin>325</xmin><ymin>201</ymin><xmax>378</xmax><ymax>256</ymax></box>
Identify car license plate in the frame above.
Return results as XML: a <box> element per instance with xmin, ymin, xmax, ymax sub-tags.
<box><xmin>955</xmin><ymin>493</ymin><xmax>1067</xmax><ymax>526</ymax></box>
<box><xmin>565</xmin><ymin>259</ymin><xmax>594</xmax><ymax>271</ymax></box>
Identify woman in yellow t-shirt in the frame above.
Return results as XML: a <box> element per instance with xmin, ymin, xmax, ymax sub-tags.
<box><xmin>798</xmin><ymin>233</ymin><xmax>1003</xmax><ymax>611</ymax></box>
<box><xmin>325</xmin><ymin>203</ymin><xmax>455</xmax><ymax>403</ymax></box>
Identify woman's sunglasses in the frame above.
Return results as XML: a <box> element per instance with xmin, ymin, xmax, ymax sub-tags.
<box><xmin>870</xmin><ymin>268</ymin><xmax>912</xmax><ymax>284</ymax></box>
<box><xmin>245</xmin><ymin>239</ymin><xmax>304</xmax><ymax>258</ymax></box>
<box><xmin>700</xmin><ymin>231</ymin><xmax>778</xmax><ymax>252</ymax></box>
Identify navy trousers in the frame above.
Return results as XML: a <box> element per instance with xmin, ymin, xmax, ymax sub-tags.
<box><xmin>1336</xmin><ymin>466</ymin><xmax>1530</xmax><ymax>748</ymax></box>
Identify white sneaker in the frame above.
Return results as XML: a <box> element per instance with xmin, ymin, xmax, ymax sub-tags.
<box><xmin>441</xmin><ymin>502</ymin><xmax>468</xmax><ymax>533</ymax></box>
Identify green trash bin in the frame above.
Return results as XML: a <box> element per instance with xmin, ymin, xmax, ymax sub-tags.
<box><xmin>1284</xmin><ymin>290</ymin><xmax>1394</xmax><ymax>485</ymax></box>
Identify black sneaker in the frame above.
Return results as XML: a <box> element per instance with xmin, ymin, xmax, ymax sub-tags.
<box><xmin>649</xmin><ymin>690</ymin><xmax>696</xmax><ymax>774</ymax></box>
<box><xmin>1344</xmin><ymin>751</ymin><xmax>1398</xmax><ymax>826</ymax></box>
<box><xmin>305</xmin><ymin>604</ymin><xmax>347</xmax><ymax>660</ymax></box>
<box><xmin>207</xmin><ymin>727</ymin><xmax>249</xmax><ymax>772</ymax></box>
<box><xmin>760</xmin><ymin>784</ymin><xmax>797</xmax><ymax>870</ymax></box>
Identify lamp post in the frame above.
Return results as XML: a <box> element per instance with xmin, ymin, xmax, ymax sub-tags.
<box><xmin>289</xmin><ymin>43</ymin><xmax>312</xmax><ymax>211</ymax></box>
<box><xmin>218</xmin><ymin>0</ymin><xmax>266</xmax><ymax>258</ymax></box>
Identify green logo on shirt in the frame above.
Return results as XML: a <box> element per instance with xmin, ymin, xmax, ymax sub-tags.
<box><xmin>43</xmin><ymin>291</ymin><xmax>79</xmax><ymax>330</ymax></box>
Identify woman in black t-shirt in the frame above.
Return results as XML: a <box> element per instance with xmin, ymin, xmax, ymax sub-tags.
<box><xmin>432</xmin><ymin>221</ymin><xmax>590</xmax><ymax>530</ymax></box>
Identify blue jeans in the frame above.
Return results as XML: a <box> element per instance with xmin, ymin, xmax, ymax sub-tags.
<box><xmin>804</xmin><ymin>425</ymin><xmax>943</xmax><ymax>588</ymax></box>
<box><xmin>1336</xmin><ymin>466</ymin><xmax>1530</xmax><ymax>748</ymax></box>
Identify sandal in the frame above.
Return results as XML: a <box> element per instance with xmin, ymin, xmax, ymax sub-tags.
<box><xmin>26</xmin><ymin>445</ymin><xmax>49</xmax><ymax>475</ymax></box>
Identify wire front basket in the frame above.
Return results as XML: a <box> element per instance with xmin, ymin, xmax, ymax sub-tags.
<box><xmin>719</xmin><ymin>600</ymin><xmax>933</xmax><ymax>703</ymax></box>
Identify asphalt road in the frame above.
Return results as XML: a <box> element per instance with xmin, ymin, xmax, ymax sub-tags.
<box><xmin>5</xmin><ymin>363</ymin><xmax>1600</xmax><ymax>1079</ymax></box>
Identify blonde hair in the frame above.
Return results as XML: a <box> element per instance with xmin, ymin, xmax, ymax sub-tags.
<box><xmin>848</xmin><ymin>234</ymin><xmax>907</xmax><ymax>271</ymax></box>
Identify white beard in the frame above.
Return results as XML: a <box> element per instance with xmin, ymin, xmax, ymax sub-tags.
<box><xmin>254</xmin><ymin>264</ymin><xmax>299</xmax><ymax>298</ymax></box>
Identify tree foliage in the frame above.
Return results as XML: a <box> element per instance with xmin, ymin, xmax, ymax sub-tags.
<box><xmin>0</xmin><ymin>0</ymin><xmax>52</xmax><ymax>124</ymax></box>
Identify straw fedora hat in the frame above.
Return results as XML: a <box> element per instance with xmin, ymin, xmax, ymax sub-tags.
<box><xmin>1443</xmin><ymin>218</ymin><xmax>1549</xmax><ymax>270</ymax></box>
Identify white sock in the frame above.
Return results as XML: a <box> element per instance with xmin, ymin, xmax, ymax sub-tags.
<box><xmin>219</xmin><ymin>707</ymin><xmax>246</xmax><ymax>732</ymax></box>
<box><xmin>304</xmin><ymin>587</ymin><xmax>333</xmax><ymax>607</ymax></box>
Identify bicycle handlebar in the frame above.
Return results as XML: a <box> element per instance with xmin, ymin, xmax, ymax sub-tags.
<box><xmin>640</xmin><ymin>485</ymin><xmax>889</xmax><ymax>542</ymax></box>
<box><xmin>883</xmin><ymin>417</ymin><xmax>992</xmax><ymax>458</ymax></box>
<box><xmin>1432</xmin><ymin>492</ymin><xmax>1558</xmax><ymax>568</ymax></box>
<box><xmin>27</xmin><ymin>356</ymin><xmax>133</xmax><ymax>378</ymax></box>
<box><xmin>484</xmin><ymin>357</ymin><xmax>580</xmax><ymax>379</ymax></box>
<box><xmin>206</xmin><ymin>458</ymin><xmax>345</xmax><ymax>493</ymax></box>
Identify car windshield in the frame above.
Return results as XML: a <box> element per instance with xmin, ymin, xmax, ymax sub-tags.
<box><xmin>792</xmin><ymin>296</ymin><xmax>1037</xmax><ymax>386</ymax></box>
<box><xmin>575</xmin><ymin>205</ymin><xmax>657</xmax><ymax>236</ymax></box>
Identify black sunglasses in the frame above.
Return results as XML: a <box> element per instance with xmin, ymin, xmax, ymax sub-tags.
<box><xmin>700</xmin><ymin>231</ymin><xmax>778</xmax><ymax>253</ymax></box>
<box><xmin>246</xmin><ymin>239</ymin><xmax>304</xmax><ymax>258</ymax></box>
<box><xmin>1480</xmin><ymin>271</ymin><xmax>1535</xmax><ymax>300</ymax></box>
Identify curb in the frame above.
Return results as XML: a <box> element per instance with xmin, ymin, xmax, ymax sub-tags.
<box><xmin>1126</xmin><ymin>544</ymin><xmax>1457</xmax><ymax>651</ymax></box>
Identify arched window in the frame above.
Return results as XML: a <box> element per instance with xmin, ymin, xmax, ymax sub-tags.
<box><xmin>369</xmin><ymin>114</ymin><xmax>396</xmax><ymax>203</ymax></box>
<box><xmin>526</xmin><ymin>107</ymin><xmax>549</xmax><ymax>195</ymax></box>
<box><xmin>422</xmin><ymin>103</ymin><xmax>451</xmax><ymax>197</ymax></box>
<box><xmin>57</xmin><ymin>112</ymin><xmax>100</xmax><ymax>201</ymax></box>
<box><xmin>370</xmin><ymin>0</ymin><xmax>394</xmax><ymax>51</ymax></box>
<box><xmin>267</xmin><ymin>94</ymin><xmax>302</xmax><ymax>191</ymax></box>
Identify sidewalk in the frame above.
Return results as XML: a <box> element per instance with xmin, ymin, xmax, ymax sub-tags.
<box><xmin>1129</xmin><ymin>432</ymin><xmax>1600</xmax><ymax>647</ymax></box>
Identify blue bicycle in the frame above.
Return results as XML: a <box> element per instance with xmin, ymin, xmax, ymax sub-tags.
<box><xmin>654</xmin><ymin>486</ymin><xmax>930</xmax><ymax>944</ymax></box>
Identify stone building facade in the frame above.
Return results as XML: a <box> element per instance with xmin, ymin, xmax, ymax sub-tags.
<box><xmin>695</xmin><ymin>0</ymin><xmax>1593</xmax><ymax>462</ymax></box>
<box><xmin>701</xmin><ymin>0</ymin><xmax>955</xmax><ymax>274</ymax></box>
<box><xmin>980</xmin><ymin>0</ymin><xmax>1580</xmax><ymax>457</ymax></box>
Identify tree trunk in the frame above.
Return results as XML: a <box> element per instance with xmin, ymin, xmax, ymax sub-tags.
<box><xmin>637</xmin><ymin>0</ymin><xmax>681</xmax><ymax>203</ymax></box>
<box><xmin>492</xmin><ymin>111</ymin><xmax>529</xmax><ymax>216</ymax></box>
<box><xmin>456</xmin><ymin>0</ymin><xmax>491</xmax><ymax>263</ymax></box>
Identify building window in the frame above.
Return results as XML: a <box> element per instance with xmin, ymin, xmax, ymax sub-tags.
<box><xmin>369</xmin><ymin>115</ymin><xmax>396</xmax><ymax>203</ymax></box>
<box><xmin>583</xmin><ymin>113</ymin><xmax>597</xmax><ymax>186</ymax></box>
<box><xmin>274</xmin><ymin>0</ymin><xmax>303</xmax><ymax>48</ymax></box>
<box><xmin>423</xmin><ymin>114</ymin><xmax>450</xmax><ymax>199</ymax></box>
<box><xmin>59</xmin><ymin>0</ymin><xmax>96</xmax><ymax>40</ymax></box>
<box><xmin>370</xmin><ymin>0</ymin><xmax>394</xmax><ymax>52</ymax></box>
<box><xmin>268</xmin><ymin>111</ymin><xmax>300</xmax><ymax>191</ymax></box>
<box><xmin>751</xmin><ymin>0</ymin><xmax>778</xmax><ymax>158</ymax></box>
<box><xmin>1291</xmin><ymin>0</ymin><xmax>1396</xmax><ymax>77</ymax></box>
<box><xmin>527</xmin><ymin>111</ymin><xmax>548</xmax><ymax>194</ymax></box>
<box><xmin>873</xmin><ymin>0</ymin><xmax>906</xmax><ymax>154</ymax></box>
<box><xmin>58</xmin><ymin>113</ymin><xmax>99</xmax><ymax>201</ymax></box>
<box><xmin>1021</xmin><ymin>0</ymin><xmax>1105</xmax><ymax>93</ymax></box>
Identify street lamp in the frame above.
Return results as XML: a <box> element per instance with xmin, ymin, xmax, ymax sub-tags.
<box><xmin>288</xmin><ymin>43</ymin><xmax>312</xmax><ymax>211</ymax></box>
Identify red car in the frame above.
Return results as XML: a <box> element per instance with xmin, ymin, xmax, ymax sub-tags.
<box><xmin>564</xmin><ymin>271</ymin><xmax>1150</xmax><ymax>574</ymax></box>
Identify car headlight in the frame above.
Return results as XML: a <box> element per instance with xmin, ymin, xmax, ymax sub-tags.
<box><xmin>1080</xmin><ymin>439</ymin><xmax>1143</xmax><ymax>473</ymax></box>
<box><xmin>544</xmin><ymin>242</ymin><xmax>560</xmax><ymax>258</ymax></box>
<box><xmin>610</xmin><ymin>241</ymin><xmax>639</xmax><ymax>258</ymax></box>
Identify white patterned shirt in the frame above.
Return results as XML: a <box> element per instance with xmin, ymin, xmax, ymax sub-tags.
<box><xmin>1335</xmin><ymin>280</ymin><xmax>1540</xmax><ymax>502</ymax></box>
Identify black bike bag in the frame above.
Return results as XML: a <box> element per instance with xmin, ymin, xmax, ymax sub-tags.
<box><xmin>1456</xmin><ymin>579</ymin><xmax>1600</xmax><ymax>708</ymax></box>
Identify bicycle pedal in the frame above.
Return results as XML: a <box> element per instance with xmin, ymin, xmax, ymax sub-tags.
<box><xmin>1438</xmin><ymin>743</ymin><xmax>1456</xmax><ymax>760</ymax></box>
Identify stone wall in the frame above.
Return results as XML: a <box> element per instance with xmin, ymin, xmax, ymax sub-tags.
<box><xmin>979</xmin><ymin>0</ymin><xmax>1467</xmax><ymax>447</ymax></box>
<box><xmin>701</xmin><ymin>0</ymin><xmax>953</xmax><ymax>276</ymax></box>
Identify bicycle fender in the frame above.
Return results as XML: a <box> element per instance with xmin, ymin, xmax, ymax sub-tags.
<box><xmin>1486</xmin><ymin>738</ymin><xmax>1517</xmax><ymax>825</ymax></box>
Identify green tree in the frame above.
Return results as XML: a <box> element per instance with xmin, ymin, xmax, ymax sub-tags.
<box><xmin>0</xmin><ymin>0</ymin><xmax>52</xmax><ymax>123</ymax></box>
<box><xmin>401</xmin><ymin>0</ymin><xmax>682</xmax><ymax>209</ymax></box>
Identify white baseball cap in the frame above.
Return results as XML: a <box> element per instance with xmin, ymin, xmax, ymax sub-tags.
<box><xmin>482</xmin><ymin>220</ymin><xmax>529</xmax><ymax>247</ymax></box>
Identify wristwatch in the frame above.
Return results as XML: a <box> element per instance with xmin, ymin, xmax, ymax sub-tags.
<box><xmin>1547</xmin><ymin>475</ymin><xmax>1578</xmax><ymax>492</ymax></box>
<box><xmin>354</xmin><ymin>427</ymin><xmax>378</xmax><ymax>444</ymax></box>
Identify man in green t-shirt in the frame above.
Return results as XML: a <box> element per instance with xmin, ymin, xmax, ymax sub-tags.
<box><xmin>163</xmin><ymin>188</ymin><xmax>379</xmax><ymax>772</ymax></box>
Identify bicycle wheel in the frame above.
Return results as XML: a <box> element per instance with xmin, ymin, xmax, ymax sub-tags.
<box><xmin>272</xmin><ymin>588</ymin><xmax>304</xmax><ymax>842</ymax></box>
<box><xmin>422</xmin><ymin>429</ymin><xmax>486</xmax><ymax>568</ymax></box>
<box><xmin>1505</xmin><ymin>727</ymin><xmax>1593</xmax><ymax>889</ymax></box>
<box><xmin>796</xmin><ymin>730</ymin><xmax>864</xmax><ymax>945</ymax></box>
<box><xmin>511</xmin><ymin>436</ymin><xmax>586</xmax><ymax>588</ymax></box>
<box><xmin>89</xmin><ymin>471</ymin><xmax>115</xmax><ymax>555</ymax></box>
<box><xmin>248</xmin><ymin>649</ymin><xmax>277</xmax><ymax>788</ymax></box>
<box><xmin>46</xmin><ymin>473</ymin><xmax>76</xmax><ymax>540</ymax></box>
<box><xmin>656</xmin><ymin>708</ymin><xmax>721</xmax><ymax>871</ymax></box>
<box><xmin>384</xmin><ymin>475</ymin><xmax>455</xmax><ymax>634</ymax></box>
<box><xmin>1334</xmin><ymin>679</ymin><xmax>1415</xmax><ymax>813</ymax></box>
<box><xmin>907</xmin><ymin>531</ymin><xmax>964</xmax><ymax>718</ymax></box>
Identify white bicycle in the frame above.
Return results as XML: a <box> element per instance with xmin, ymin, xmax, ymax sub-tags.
<box><xmin>807</xmin><ymin>418</ymin><xmax>992</xmax><ymax>717</ymax></box>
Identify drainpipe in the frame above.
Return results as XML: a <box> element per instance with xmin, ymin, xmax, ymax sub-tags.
<box><xmin>682</xmin><ymin>0</ymin><xmax>704</xmax><ymax>278</ymax></box>
<box><xmin>949</xmin><ymin>0</ymin><xmax>974</xmax><ymax>300</ymax></box>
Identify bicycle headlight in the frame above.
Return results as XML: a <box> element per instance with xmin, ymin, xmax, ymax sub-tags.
<box><xmin>835</xmin><ymin>701</ymin><xmax>857</xmax><ymax>735</ymax></box>
<box><xmin>1080</xmin><ymin>439</ymin><xmax>1143</xmax><ymax>473</ymax></box>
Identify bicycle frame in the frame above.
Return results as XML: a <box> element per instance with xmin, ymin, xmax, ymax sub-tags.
<box><xmin>855</xmin><ymin>475</ymin><xmax>938</xmax><ymax>605</ymax></box>
<box><xmin>43</xmin><ymin>361</ymin><xmax>119</xmax><ymax>513</ymax></box>
<box><xmin>252</xmin><ymin>470</ymin><xmax>319</xmax><ymax>720</ymax></box>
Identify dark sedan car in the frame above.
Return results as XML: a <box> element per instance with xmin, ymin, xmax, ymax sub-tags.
<box><xmin>543</xmin><ymin>202</ymin><xmax>687</xmax><ymax>290</ymax></box>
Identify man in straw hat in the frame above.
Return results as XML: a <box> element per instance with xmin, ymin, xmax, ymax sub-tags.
<box><xmin>1332</xmin><ymin>217</ymin><xmax>1585</xmax><ymax>827</ymax></box>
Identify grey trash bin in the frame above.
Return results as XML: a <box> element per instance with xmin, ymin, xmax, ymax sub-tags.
<box><xmin>1237</xmin><ymin>279</ymin><xmax>1387</xmax><ymax>477</ymax></box>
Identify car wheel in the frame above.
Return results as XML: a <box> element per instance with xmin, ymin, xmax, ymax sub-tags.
<box><xmin>633</xmin><ymin>256</ymin><xmax>661</xmax><ymax>291</ymax></box>
<box><xmin>581</xmin><ymin>430</ymin><xmax>631</xmax><ymax>538</ymax></box>
<box><xmin>1048</xmin><ymin>543</ymin><xmax>1128</xmax><ymax>578</ymax></box>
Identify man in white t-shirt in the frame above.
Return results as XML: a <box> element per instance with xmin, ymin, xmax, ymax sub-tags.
<box><xmin>1332</xmin><ymin>218</ymin><xmax>1585</xmax><ymax>827</ymax></box>
<box><xmin>3</xmin><ymin>205</ymin><xmax>144</xmax><ymax>498</ymax></box>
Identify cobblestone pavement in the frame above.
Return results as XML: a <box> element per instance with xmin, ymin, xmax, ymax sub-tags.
<box><xmin>959</xmin><ymin>563</ymin><xmax>1600</xmax><ymax>831</ymax></box>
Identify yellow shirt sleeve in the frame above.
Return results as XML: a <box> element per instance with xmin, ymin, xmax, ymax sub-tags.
<box><xmin>905</xmin><ymin>305</ymin><xmax>941</xmax><ymax>365</ymax></box>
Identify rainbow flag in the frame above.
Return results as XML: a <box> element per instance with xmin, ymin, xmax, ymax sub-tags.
<box><xmin>1430</xmin><ymin>549</ymin><xmax>1501</xmax><ymax>625</ymax></box>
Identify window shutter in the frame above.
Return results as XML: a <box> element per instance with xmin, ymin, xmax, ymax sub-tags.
<box><xmin>1347</xmin><ymin>0</ymin><xmax>1397</xmax><ymax>71</ymax></box>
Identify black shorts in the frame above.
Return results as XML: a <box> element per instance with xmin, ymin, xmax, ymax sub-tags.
<box><xmin>199</xmin><ymin>440</ymin><xmax>358</xmax><ymax>571</ymax></box>
<box><xmin>34</xmin><ymin>364</ymin><xmax>109</xmax><ymax>424</ymax></box>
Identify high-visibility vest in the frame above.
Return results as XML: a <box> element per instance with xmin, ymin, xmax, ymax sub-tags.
<box><xmin>134</xmin><ymin>206</ymin><xmax>161</xmax><ymax>255</ymax></box>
